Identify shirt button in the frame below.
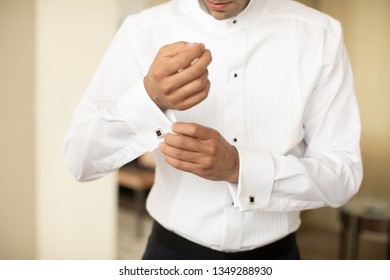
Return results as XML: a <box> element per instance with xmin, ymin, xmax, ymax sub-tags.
<box><xmin>233</xmin><ymin>73</ymin><xmax>238</xmax><ymax>78</ymax></box>
<box><xmin>233</xmin><ymin>19</ymin><xmax>237</xmax><ymax>24</ymax></box>
<box><xmin>233</xmin><ymin>138</ymin><xmax>238</xmax><ymax>143</ymax></box>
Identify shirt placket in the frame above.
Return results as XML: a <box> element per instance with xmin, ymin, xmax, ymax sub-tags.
<box><xmin>221</xmin><ymin>24</ymin><xmax>247</xmax><ymax>250</ymax></box>
<box><xmin>224</xmin><ymin>27</ymin><xmax>246</xmax><ymax>147</ymax></box>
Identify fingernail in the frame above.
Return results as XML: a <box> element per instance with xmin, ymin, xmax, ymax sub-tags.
<box><xmin>186</xmin><ymin>42</ymin><xmax>205</xmax><ymax>50</ymax></box>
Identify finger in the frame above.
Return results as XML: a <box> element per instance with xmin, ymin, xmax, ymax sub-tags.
<box><xmin>172</xmin><ymin>49</ymin><xmax>212</xmax><ymax>88</ymax></box>
<box><xmin>174</xmin><ymin>80</ymin><xmax>210</xmax><ymax>110</ymax></box>
<box><xmin>159</xmin><ymin>41</ymin><xmax>189</xmax><ymax>56</ymax></box>
<box><xmin>167</xmin><ymin>73</ymin><xmax>210</xmax><ymax>110</ymax></box>
<box><xmin>161</xmin><ymin>43</ymin><xmax>207</xmax><ymax>75</ymax></box>
<box><xmin>165</xmin><ymin>67</ymin><xmax>209</xmax><ymax>98</ymax></box>
<box><xmin>171</xmin><ymin>122</ymin><xmax>214</xmax><ymax>140</ymax></box>
<box><xmin>162</xmin><ymin>154</ymin><xmax>205</xmax><ymax>176</ymax></box>
<box><xmin>159</xmin><ymin>141</ymin><xmax>201</xmax><ymax>163</ymax></box>
<box><xmin>163</xmin><ymin>133</ymin><xmax>202</xmax><ymax>152</ymax></box>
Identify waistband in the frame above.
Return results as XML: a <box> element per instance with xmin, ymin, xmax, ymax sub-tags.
<box><xmin>150</xmin><ymin>220</ymin><xmax>297</xmax><ymax>260</ymax></box>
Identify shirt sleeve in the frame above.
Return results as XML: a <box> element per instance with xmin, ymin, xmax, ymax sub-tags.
<box><xmin>228</xmin><ymin>21</ymin><xmax>363</xmax><ymax>212</ymax></box>
<box><xmin>63</xmin><ymin>17</ymin><xmax>175</xmax><ymax>182</ymax></box>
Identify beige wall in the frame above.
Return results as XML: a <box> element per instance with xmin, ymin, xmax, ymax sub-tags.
<box><xmin>0</xmin><ymin>0</ymin><xmax>36</xmax><ymax>259</ymax></box>
<box><xmin>35</xmin><ymin>0</ymin><xmax>119</xmax><ymax>260</ymax></box>
<box><xmin>120</xmin><ymin>0</ymin><xmax>146</xmax><ymax>22</ymax></box>
<box><xmin>0</xmin><ymin>0</ymin><xmax>119</xmax><ymax>259</ymax></box>
<box><xmin>148</xmin><ymin>0</ymin><xmax>168</xmax><ymax>6</ymax></box>
<box><xmin>296</xmin><ymin>0</ymin><xmax>319</xmax><ymax>9</ymax></box>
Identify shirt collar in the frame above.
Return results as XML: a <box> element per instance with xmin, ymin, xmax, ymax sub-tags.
<box><xmin>175</xmin><ymin>0</ymin><xmax>270</xmax><ymax>32</ymax></box>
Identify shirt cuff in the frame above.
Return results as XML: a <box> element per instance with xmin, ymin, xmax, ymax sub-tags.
<box><xmin>117</xmin><ymin>79</ymin><xmax>176</xmax><ymax>151</ymax></box>
<box><xmin>228</xmin><ymin>146</ymin><xmax>275</xmax><ymax>211</ymax></box>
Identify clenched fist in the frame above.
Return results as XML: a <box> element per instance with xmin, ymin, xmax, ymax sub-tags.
<box><xmin>144</xmin><ymin>42</ymin><xmax>212</xmax><ymax>111</ymax></box>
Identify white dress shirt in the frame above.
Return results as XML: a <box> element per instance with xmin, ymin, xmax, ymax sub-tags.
<box><xmin>64</xmin><ymin>0</ymin><xmax>362</xmax><ymax>251</ymax></box>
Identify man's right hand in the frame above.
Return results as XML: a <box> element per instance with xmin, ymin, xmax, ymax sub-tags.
<box><xmin>144</xmin><ymin>42</ymin><xmax>212</xmax><ymax>111</ymax></box>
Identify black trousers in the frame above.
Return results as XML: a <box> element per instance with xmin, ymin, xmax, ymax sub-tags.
<box><xmin>142</xmin><ymin>221</ymin><xmax>301</xmax><ymax>260</ymax></box>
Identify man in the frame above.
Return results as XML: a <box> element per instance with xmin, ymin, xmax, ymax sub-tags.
<box><xmin>64</xmin><ymin>0</ymin><xmax>362</xmax><ymax>259</ymax></box>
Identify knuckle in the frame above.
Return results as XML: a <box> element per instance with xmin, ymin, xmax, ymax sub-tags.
<box><xmin>192</xmin><ymin>79</ymin><xmax>205</xmax><ymax>92</ymax></box>
<box><xmin>195</xmin><ymin>167</ymin><xmax>207</xmax><ymax>177</ymax></box>
<box><xmin>203</xmin><ymin>69</ymin><xmax>209</xmax><ymax>79</ymax></box>
<box><xmin>176</xmin><ymin>136</ymin><xmax>188</xmax><ymax>147</ymax></box>
<box><xmin>188</xmin><ymin>123</ymin><xmax>199</xmax><ymax>135</ymax></box>
<box><xmin>188</xmin><ymin>63</ymin><xmax>204</xmax><ymax>76</ymax></box>
<box><xmin>170</xmin><ymin>137</ymin><xmax>183</xmax><ymax>149</ymax></box>
<box><xmin>201</xmin><ymin>80</ymin><xmax>210</xmax><ymax>94</ymax></box>
<box><xmin>203</xmin><ymin>157</ymin><xmax>214</xmax><ymax>168</ymax></box>
<box><xmin>208</xmin><ymin>146</ymin><xmax>218</xmax><ymax>157</ymax></box>
<box><xmin>152</xmin><ymin>67</ymin><xmax>165</xmax><ymax>80</ymax></box>
<box><xmin>199</xmin><ymin>88</ymin><xmax>209</xmax><ymax>100</ymax></box>
<box><xmin>172</xmin><ymin>149</ymin><xmax>183</xmax><ymax>159</ymax></box>
<box><xmin>175</xmin><ymin>103</ymin><xmax>189</xmax><ymax>111</ymax></box>
<box><xmin>206</xmin><ymin>141</ymin><xmax>218</xmax><ymax>155</ymax></box>
<box><xmin>159</xmin><ymin>82</ymin><xmax>173</xmax><ymax>95</ymax></box>
<box><xmin>176</xmin><ymin>56</ymin><xmax>190</xmax><ymax>70</ymax></box>
<box><xmin>159</xmin><ymin>143</ymin><xmax>166</xmax><ymax>154</ymax></box>
<box><xmin>172</xmin><ymin>160</ymin><xmax>184</xmax><ymax>171</ymax></box>
<box><xmin>205</xmin><ymin>49</ymin><xmax>213</xmax><ymax>63</ymax></box>
<box><xmin>210</xmin><ymin>129</ymin><xmax>219</xmax><ymax>138</ymax></box>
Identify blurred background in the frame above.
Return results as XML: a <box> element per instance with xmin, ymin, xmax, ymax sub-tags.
<box><xmin>0</xmin><ymin>0</ymin><xmax>389</xmax><ymax>260</ymax></box>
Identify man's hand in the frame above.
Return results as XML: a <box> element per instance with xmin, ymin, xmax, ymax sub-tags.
<box><xmin>144</xmin><ymin>42</ymin><xmax>212</xmax><ymax>111</ymax></box>
<box><xmin>159</xmin><ymin>122</ymin><xmax>239</xmax><ymax>183</ymax></box>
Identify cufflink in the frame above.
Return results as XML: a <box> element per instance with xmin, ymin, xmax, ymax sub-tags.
<box><xmin>248</xmin><ymin>195</ymin><xmax>255</xmax><ymax>205</ymax></box>
<box><xmin>155</xmin><ymin>128</ymin><xmax>164</xmax><ymax>139</ymax></box>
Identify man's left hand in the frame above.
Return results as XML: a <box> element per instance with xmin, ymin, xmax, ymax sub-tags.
<box><xmin>159</xmin><ymin>122</ymin><xmax>239</xmax><ymax>183</ymax></box>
